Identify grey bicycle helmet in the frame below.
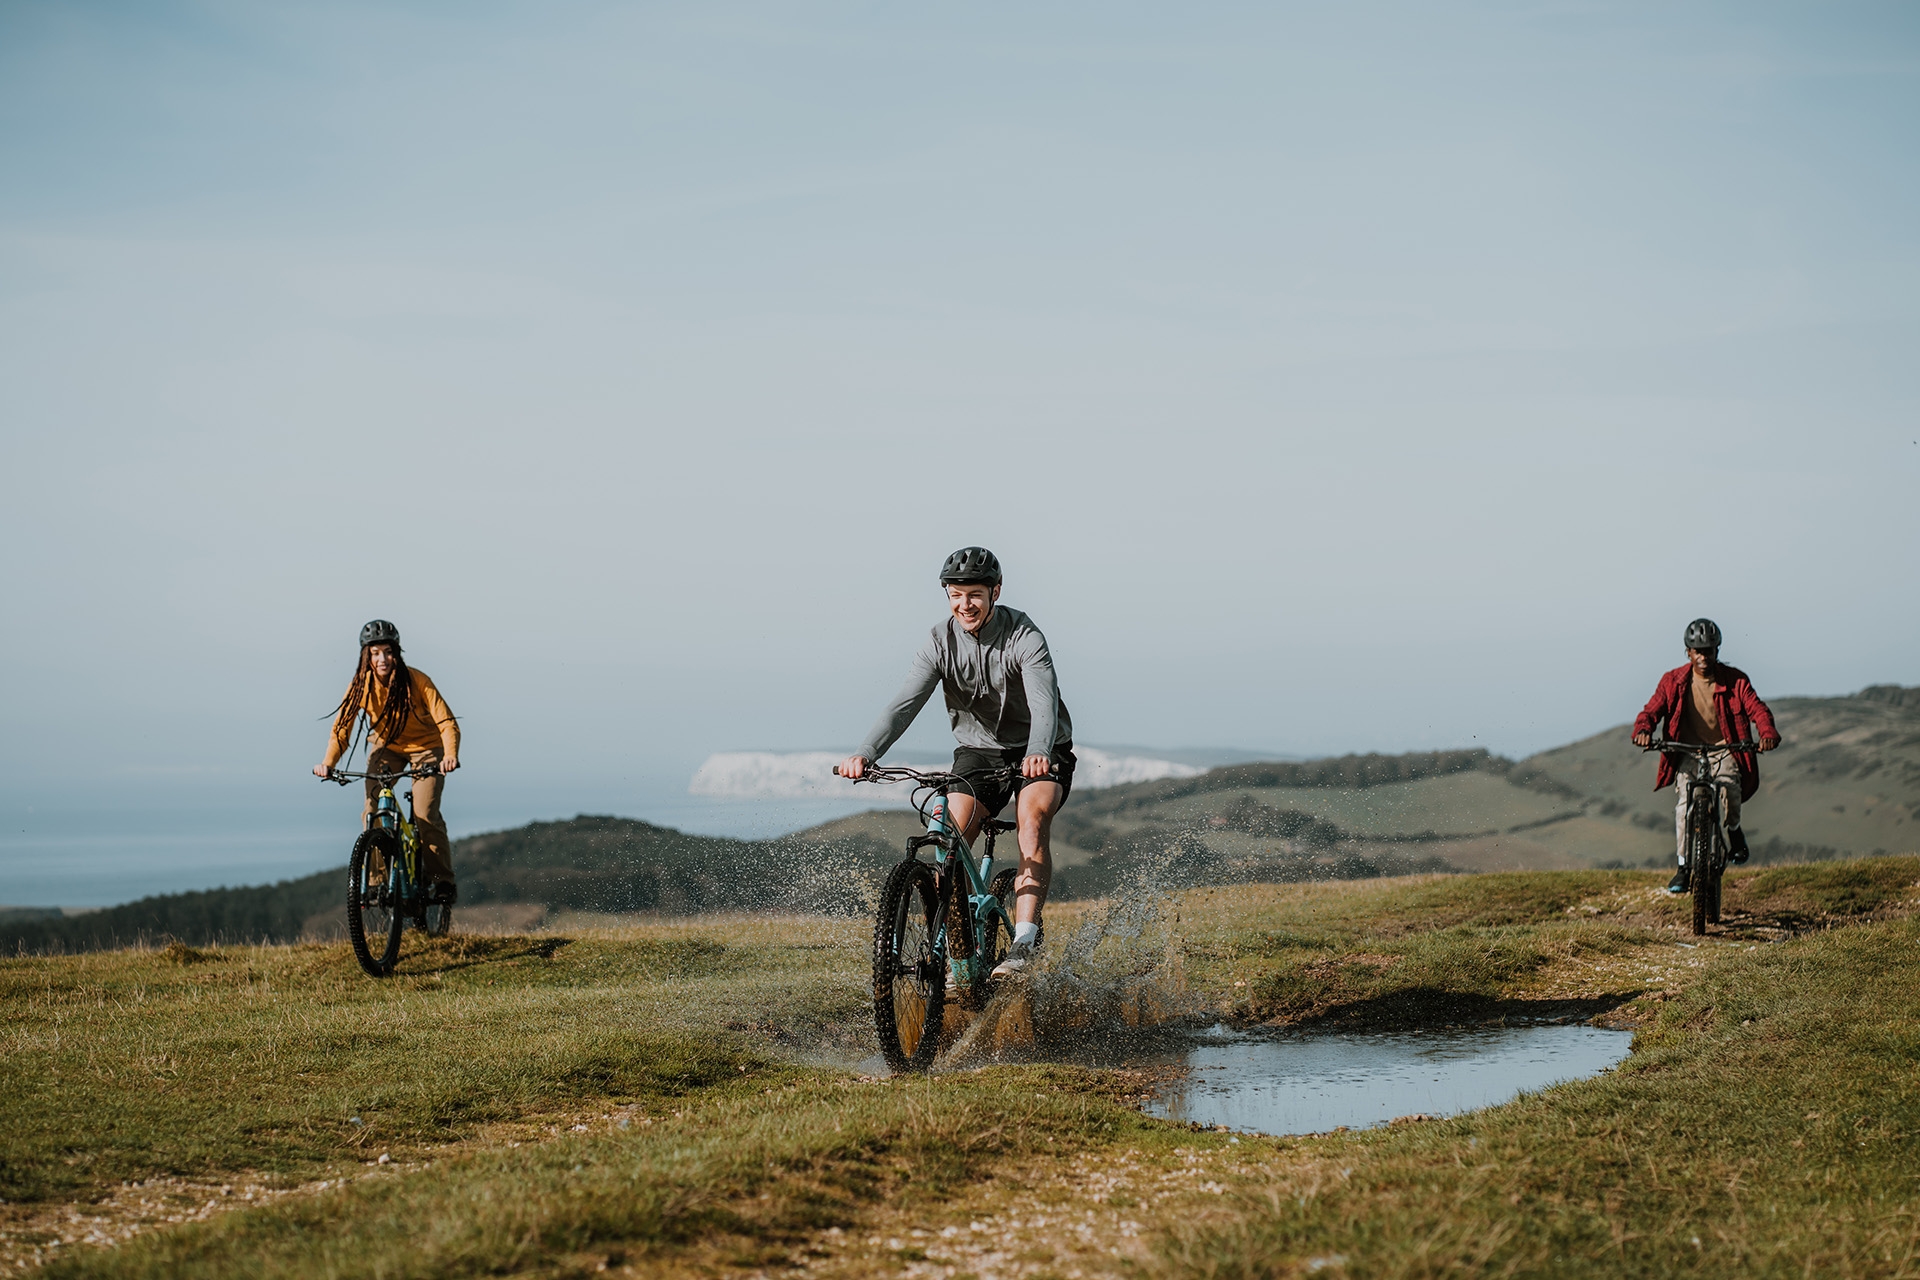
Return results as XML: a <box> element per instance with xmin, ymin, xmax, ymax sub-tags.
<box><xmin>1684</xmin><ymin>618</ymin><xmax>1721</xmax><ymax>651</ymax></box>
<box><xmin>360</xmin><ymin>619</ymin><xmax>401</xmax><ymax>648</ymax></box>
<box><xmin>939</xmin><ymin>547</ymin><xmax>1002</xmax><ymax>586</ymax></box>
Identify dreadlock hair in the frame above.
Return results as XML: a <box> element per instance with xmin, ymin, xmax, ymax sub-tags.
<box><xmin>328</xmin><ymin>642</ymin><xmax>414</xmax><ymax>761</ymax></box>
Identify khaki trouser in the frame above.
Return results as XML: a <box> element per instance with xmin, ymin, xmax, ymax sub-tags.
<box><xmin>1673</xmin><ymin>747</ymin><xmax>1741</xmax><ymax>865</ymax></box>
<box><xmin>364</xmin><ymin>747</ymin><xmax>455</xmax><ymax>886</ymax></box>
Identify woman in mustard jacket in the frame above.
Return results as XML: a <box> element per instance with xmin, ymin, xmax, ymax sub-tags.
<box><xmin>314</xmin><ymin>620</ymin><xmax>462</xmax><ymax>900</ymax></box>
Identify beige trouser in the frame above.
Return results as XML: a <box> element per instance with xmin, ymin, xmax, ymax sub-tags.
<box><xmin>364</xmin><ymin>747</ymin><xmax>455</xmax><ymax>886</ymax></box>
<box><xmin>1673</xmin><ymin>748</ymin><xmax>1741</xmax><ymax>865</ymax></box>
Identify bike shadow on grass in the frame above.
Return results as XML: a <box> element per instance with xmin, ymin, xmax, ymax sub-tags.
<box><xmin>382</xmin><ymin>934</ymin><xmax>575</xmax><ymax>976</ymax></box>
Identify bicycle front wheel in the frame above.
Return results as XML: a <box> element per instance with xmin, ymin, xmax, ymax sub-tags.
<box><xmin>1688</xmin><ymin>799</ymin><xmax>1713</xmax><ymax>937</ymax></box>
<box><xmin>1705</xmin><ymin>828</ymin><xmax>1725</xmax><ymax>926</ymax></box>
<box><xmin>347</xmin><ymin>829</ymin><xmax>404</xmax><ymax>977</ymax></box>
<box><xmin>873</xmin><ymin>859</ymin><xmax>944</xmax><ymax>1073</ymax></box>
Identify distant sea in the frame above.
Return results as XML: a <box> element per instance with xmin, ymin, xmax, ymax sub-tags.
<box><xmin>0</xmin><ymin>789</ymin><xmax>899</xmax><ymax>909</ymax></box>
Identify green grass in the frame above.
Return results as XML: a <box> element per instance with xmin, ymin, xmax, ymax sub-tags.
<box><xmin>5</xmin><ymin>860</ymin><xmax>1917</xmax><ymax>1277</ymax></box>
<box><xmin>1151</xmin><ymin>913</ymin><xmax>1920</xmax><ymax>1278</ymax></box>
<box><xmin>32</xmin><ymin>1065</ymin><xmax>1160</xmax><ymax>1279</ymax></box>
<box><xmin>1166</xmin><ymin>870</ymin><xmax>1668</xmax><ymax>1026</ymax></box>
<box><xmin>0</xmin><ymin>921</ymin><xmax>869</xmax><ymax>1204</ymax></box>
<box><xmin>1745</xmin><ymin>857</ymin><xmax>1920</xmax><ymax>917</ymax></box>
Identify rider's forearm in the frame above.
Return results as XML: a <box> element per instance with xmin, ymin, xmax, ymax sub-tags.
<box><xmin>323</xmin><ymin>719</ymin><xmax>355</xmax><ymax>765</ymax></box>
<box><xmin>854</xmin><ymin>652</ymin><xmax>941</xmax><ymax>763</ymax></box>
<box><xmin>1740</xmin><ymin>687</ymin><xmax>1779</xmax><ymax>743</ymax></box>
<box><xmin>1632</xmin><ymin>689</ymin><xmax>1672</xmax><ymax>738</ymax></box>
<box><xmin>1019</xmin><ymin>659</ymin><xmax>1060</xmax><ymax>759</ymax></box>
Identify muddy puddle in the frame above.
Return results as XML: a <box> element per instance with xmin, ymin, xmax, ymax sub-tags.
<box><xmin>1141</xmin><ymin>1023</ymin><xmax>1633</xmax><ymax>1135</ymax></box>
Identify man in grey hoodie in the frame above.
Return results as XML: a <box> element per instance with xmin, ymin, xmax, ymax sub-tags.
<box><xmin>836</xmin><ymin>547</ymin><xmax>1075</xmax><ymax>976</ymax></box>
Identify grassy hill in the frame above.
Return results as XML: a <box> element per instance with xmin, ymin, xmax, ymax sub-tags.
<box><xmin>3</xmin><ymin>861</ymin><xmax>1917</xmax><ymax>1276</ymax></box>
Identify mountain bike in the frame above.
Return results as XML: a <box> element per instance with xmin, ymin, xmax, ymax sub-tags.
<box><xmin>1651</xmin><ymin>738</ymin><xmax>1762</xmax><ymax>937</ymax></box>
<box><xmin>844</xmin><ymin>766</ymin><xmax>1031</xmax><ymax>1074</ymax></box>
<box><xmin>325</xmin><ymin>765</ymin><xmax>452</xmax><ymax>976</ymax></box>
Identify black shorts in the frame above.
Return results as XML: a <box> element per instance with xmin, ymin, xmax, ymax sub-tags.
<box><xmin>951</xmin><ymin>743</ymin><xmax>1076</xmax><ymax>817</ymax></box>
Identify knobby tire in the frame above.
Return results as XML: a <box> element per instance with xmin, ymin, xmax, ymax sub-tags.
<box><xmin>873</xmin><ymin>859</ymin><xmax>943</xmax><ymax>1074</ymax></box>
<box><xmin>347</xmin><ymin>829</ymin><xmax>404</xmax><ymax>976</ymax></box>
<box><xmin>1689</xmin><ymin>797</ymin><xmax>1712</xmax><ymax>937</ymax></box>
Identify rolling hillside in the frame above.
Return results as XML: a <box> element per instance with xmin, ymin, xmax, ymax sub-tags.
<box><xmin>8</xmin><ymin>685</ymin><xmax>1914</xmax><ymax>954</ymax></box>
<box><xmin>1521</xmin><ymin>684</ymin><xmax>1920</xmax><ymax>859</ymax></box>
<box><xmin>794</xmin><ymin>685</ymin><xmax>1920</xmax><ymax>884</ymax></box>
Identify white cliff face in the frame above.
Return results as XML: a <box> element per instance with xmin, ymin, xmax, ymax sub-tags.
<box><xmin>687</xmin><ymin>747</ymin><xmax>1201</xmax><ymax>799</ymax></box>
<box><xmin>688</xmin><ymin>752</ymin><xmax>857</xmax><ymax>799</ymax></box>
<box><xmin>1073</xmin><ymin>747</ymin><xmax>1205</xmax><ymax>788</ymax></box>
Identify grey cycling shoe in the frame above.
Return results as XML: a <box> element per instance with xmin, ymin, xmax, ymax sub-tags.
<box><xmin>991</xmin><ymin>940</ymin><xmax>1036</xmax><ymax>978</ymax></box>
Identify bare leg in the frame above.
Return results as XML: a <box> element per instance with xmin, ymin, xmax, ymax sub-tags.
<box><xmin>1013</xmin><ymin>780</ymin><xmax>1064</xmax><ymax>927</ymax></box>
<box><xmin>945</xmin><ymin>794</ymin><xmax>988</xmax><ymax>845</ymax></box>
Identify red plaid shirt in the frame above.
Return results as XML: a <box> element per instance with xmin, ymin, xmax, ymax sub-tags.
<box><xmin>1632</xmin><ymin>663</ymin><xmax>1778</xmax><ymax>801</ymax></box>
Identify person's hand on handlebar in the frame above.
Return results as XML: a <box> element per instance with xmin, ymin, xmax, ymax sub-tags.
<box><xmin>441</xmin><ymin>753</ymin><xmax>460</xmax><ymax>775</ymax></box>
<box><xmin>1631</xmin><ymin>732</ymin><xmax>1653</xmax><ymax>749</ymax></box>
<box><xmin>1022</xmin><ymin>753</ymin><xmax>1053</xmax><ymax>779</ymax></box>
<box><xmin>836</xmin><ymin>755</ymin><xmax>869</xmax><ymax>780</ymax></box>
<box><xmin>313</xmin><ymin>763</ymin><xmax>335</xmax><ymax>779</ymax></box>
<box><xmin>1758</xmin><ymin>737</ymin><xmax>1779</xmax><ymax>752</ymax></box>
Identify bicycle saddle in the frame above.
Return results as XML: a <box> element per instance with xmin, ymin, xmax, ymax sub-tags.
<box><xmin>986</xmin><ymin>819</ymin><xmax>1018</xmax><ymax>834</ymax></box>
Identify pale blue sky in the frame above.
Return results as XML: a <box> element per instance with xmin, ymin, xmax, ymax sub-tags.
<box><xmin>3</xmin><ymin>3</ymin><xmax>1917</xmax><ymax>902</ymax></box>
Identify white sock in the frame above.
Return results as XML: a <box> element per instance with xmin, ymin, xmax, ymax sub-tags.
<box><xmin>1013</xmin><ymin>922</ymin><xmax>1039</xmax><ymax>947</ymax></box>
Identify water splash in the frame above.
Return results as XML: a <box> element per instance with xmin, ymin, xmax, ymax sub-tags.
<box><xmin>944</xmin><ymin>840</ymin><xmax>1202</xmax><ymax>1065</ymax></box>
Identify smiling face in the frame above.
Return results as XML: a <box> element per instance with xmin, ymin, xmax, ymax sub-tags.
<box><xmin>367</xmin><ymin>643</ymin><xmax>399</xmax><ymax>680</ymax></box>
<box><xmin>946</xmin><ymin>582</ymin><xmax>1000</xmax><ymax>633</ymax></box>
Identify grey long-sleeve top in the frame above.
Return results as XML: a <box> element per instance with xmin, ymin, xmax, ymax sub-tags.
<box><xmin>856</xmin><ymin>606</ymin><xmax>1074</xmax><ymax>762</ymax></box>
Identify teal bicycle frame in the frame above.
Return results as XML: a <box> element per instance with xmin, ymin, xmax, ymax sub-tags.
<box><xmin>914</xmin><ymin>791</ymin><xmax>1017</xmax><ymax>990</ymax></box>
<box><xmin>856</xmin><ymin>764</ymin><xmax>1024</xmax><ymax>1001</ymax></box>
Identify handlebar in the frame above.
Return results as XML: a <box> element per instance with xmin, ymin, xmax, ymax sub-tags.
<box><xmin>323</xmin><ymin>765</ymin><xmax>446</xmax><ymax>786</ymax></box>
<box><xmin>1641</xmin><ymin>739</ymin><xmax>1765</xmax><ymax>756</ymax></box>
<box><xmin>835</xmin><ymin>764</ymin><xmax>1020</xmax><ymax>787</ymax></box>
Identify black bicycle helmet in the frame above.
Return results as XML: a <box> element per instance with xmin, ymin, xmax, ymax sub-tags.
<box><xmin>360</xmin><ymin>619</ymin><xmax>401</xmax><ymax>648</ymax></box>
<box><xmin>1684</xmin><ymin>618</ymin><xmax>1722</xmax><ymax>651</ymax></box>
<box><xmin>939</xmin><ymin>546</ymin><xmax>1002</xmax><ymax>586</ymax></box>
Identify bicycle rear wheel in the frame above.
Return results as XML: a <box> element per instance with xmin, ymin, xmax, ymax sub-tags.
<box><xmin>873</xmin><ymin>859</ymin><xmax>944</xmax><ymax>1073</ymax></box>
<box><xmin>347</xmin><ymin>829</ymin><xmax>404</xmax><ymax>976</ymax></box>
